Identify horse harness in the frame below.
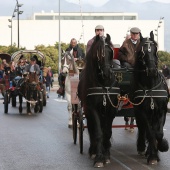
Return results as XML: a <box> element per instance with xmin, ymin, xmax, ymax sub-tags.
<box><xmin>87</xmin><ymin>87</ymin><xmax>120</xmax><ymax>108</ymax></box>
<box><xmin>133</xmin><ymin>39</ymin><xmax>168</xmax><ymax>109</ymax></box>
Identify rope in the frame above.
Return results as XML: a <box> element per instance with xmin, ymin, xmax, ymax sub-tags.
<box><xmin>125</xmin><ymin>94</ymin><xmax>146</xmax><ymax>106</ymax></box>
<box><xmin>78</xmin><ymin>0</ymin><xmax>86</xmax><ymax>54</ymax></box>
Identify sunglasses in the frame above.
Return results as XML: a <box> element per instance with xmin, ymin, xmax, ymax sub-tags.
<box><xmin>95</xmin><ymin>29</ymin><xmax>103</xmax><ymax>31</ymax></box>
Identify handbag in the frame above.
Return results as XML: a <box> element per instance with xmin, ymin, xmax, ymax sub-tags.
<box><xmin>57</xmin><ymin>86</ymin><xmax>64</xmax><ymax>95</ymax></box>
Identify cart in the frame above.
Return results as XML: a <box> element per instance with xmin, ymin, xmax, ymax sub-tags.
<box><xmin>11</xmin><ymin>50</ymin><xmax>47</xmax><ymax>107</ymax></box>
<box><xmin>72</xmin><ymin>67</ymin><xmax>137</xmax><ymax>154</ymax></box>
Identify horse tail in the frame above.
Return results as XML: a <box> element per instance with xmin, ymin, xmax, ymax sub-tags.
<box><xmin>158</xmin><ymin>138</ymin><xmax>169</xmax><ymax>152</ymax></box>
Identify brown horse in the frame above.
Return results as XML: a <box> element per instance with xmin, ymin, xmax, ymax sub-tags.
<box><xmin>18</xmin><ymin>72</ymin><xmax>43</xmax><ymax>115</ymax></box>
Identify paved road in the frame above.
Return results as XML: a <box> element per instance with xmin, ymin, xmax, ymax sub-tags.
<box><xmin>0</xmin><ymin>92</ymin><xmax>170</xmax><ymax>170</ymax></box>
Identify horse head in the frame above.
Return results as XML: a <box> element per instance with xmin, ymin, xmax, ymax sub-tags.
<box><xmin>26</xmin><ymin>72</ymin><xmax>39</xmax><ymax>90</ymax></box>
<box><xmin>86</xmin><ymin>34</ymin><xmax>114</xmax><ymax>86</ymax></box>
<box><xmin>61</xmin><ymin>49</ymin><xmax>79</xmax><ymax>74</ymax></box>
<box><xmin>136</xmin><ymin>31</ymin><xmax>158</xmax><ymax>77</ymax></box>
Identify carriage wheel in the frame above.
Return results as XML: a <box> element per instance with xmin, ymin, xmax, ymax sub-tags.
<box><xmin>43</xmin><ymin>86</ymin><xmax>47</xmax><ymax>106</ymax></box>
<box><xmin>72</xmin><ymin>104</ymin><xmax>78</xmax><ymax>144</ymax></box>
<box><xmin>4</xmin><ymin>92</ymin><xmax>9</xmax><ymax>114</ymax></box>
<box><xmin>79</xmin><ymin>107</ymin><xmax>84</xmax><ymax>154</ymax></box>
<box><xmin>39</xmin><ymin>91</ymin><xmax>43</xmax><ymax>113</ymax></box>
<box><xmin>12</xmin><ymin>95</ymin><xmax>16</xmax><ymax>107</ymax></box>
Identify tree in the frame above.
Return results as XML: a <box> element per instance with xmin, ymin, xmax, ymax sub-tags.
<box><xmin>158</xmin><ymin>51</ymin><xmax>170</xmax><ymax>69</ymax></box>
<box><xmin>35</xmin><ymin>45</ymin><xmax>58</xmax><ymax>73</ymax></box>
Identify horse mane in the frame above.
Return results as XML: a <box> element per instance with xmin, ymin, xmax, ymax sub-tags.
<box><xmin>84</xmin><ymin>35</ymin><xmax>113</xmax><ymax>88</ymax></box>
<box><xmin>84</xmin><ymin>35</ymin><xmax>105</xmax><ymax>87</ymax></box>
<box><xmin>62</xmin><ymin>51</ymin><xmax>79</xmax><ymax>74</ymax></box>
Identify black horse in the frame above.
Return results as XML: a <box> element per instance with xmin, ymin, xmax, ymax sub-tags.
<box><xmin>78</xmin><ymin>34</ymin><xmax>120</xmax><ymax>167</ymax></box>
<box><xmin>132</xmin><ymin>31</ymin><xmax>169</xmax><ymax>164</ymax></box>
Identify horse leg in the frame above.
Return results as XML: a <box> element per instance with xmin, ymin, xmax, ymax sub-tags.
<box><xmin>65</xmin><ymin>88</ymin><xmax>72</xmax><ymax>128</ymax></box>
<box><xmin>67</xmin><ymin>103</ymin><xmax>72</xmax><ymax>128</ymax></box>
<box><xmin>26</xmin><ymin>91</ymin><xmax>32</xmax><ymax>115</ymax></box>
<box><xmin>87</xmin><ymin>108</ymin><xmax>104</xmax><ymax>168</ymax></box>
<box><xmin>157</xmin><ymin>111</ymin><xmax>169</xmax><ymax>153</ymax></box>
<box><xmin>139</xmin><ymin>112</ymin><xmax>159</xmax><ymax>164</ymax></box>
<box><xmin>103</xmin><ymin>108</ymin><xmax>115</xmax><ymax>164</ymax></box>
<box><xmin>135</xmin><ymin>111</ymin><xmax>146</xmax><ymax>156</ymax></box>
<box><xmin>146</xmin><ymin>109</ymin><xmax>169</xmax><ymax>164</ymax></box>
<box><xmin>86</xmin><ymin>112</ymin><xmax>97</xmax><ymax>159</ymax></box>
<box><xmin>34</xmin><ymin>90</ymin><xmax>39</xmax><ymax>113</ymax></box>
<box><xmin>19</xmin><ymin>94</ymin><xmax>23</xmax><ymax>114</ymax></box>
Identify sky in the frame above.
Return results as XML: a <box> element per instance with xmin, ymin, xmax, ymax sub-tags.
<box><xmin>0</xmin><ymin>0</ymin><xmax>170</xmax><ymax>17</ymax></box>
<box><xmin>66</xmin><ymin>0</ymin><xmax>170</xmax><ymax>6</ymax></box>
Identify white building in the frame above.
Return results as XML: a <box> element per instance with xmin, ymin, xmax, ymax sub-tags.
<box><xmin>0</xmin><ymin>12</ymin><xmax>164</xmax><ymax>50</ymax></box>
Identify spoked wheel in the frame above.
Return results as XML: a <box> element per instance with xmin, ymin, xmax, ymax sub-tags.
<box><xmin>43</xmin><ymin>86</ymin><xmax>47</xmax><ymax>106</ymax></box>
<box><xmin>72</xmin><ymin>104</ymin><xmax>78</xmax><ymax>144</ymax></box>
<box><xmin>4</xmin><ymin>92</ymin><xmax>9</xmax><ymax>114</ymax></box>
<box><xmin>39</xmin><ymin>91</ymin><xmax>43</xmax><ymax>113</ymax></box>
<box><xmin>78</xmin><ymin>104</ymin><xmax>84</xmax><ymax>154</ymax></box>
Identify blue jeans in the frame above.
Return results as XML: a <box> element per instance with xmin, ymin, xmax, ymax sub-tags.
<box><xmin>46</xmin><ymin>86</ymin><xmax>50</xmax><ymax>97</ymax></box>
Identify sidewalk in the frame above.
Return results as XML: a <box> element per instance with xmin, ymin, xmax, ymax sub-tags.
<box><xmin>50</xmin><ymin>84</ymin><xmax>59</xmax><ymax>92</ymax></box>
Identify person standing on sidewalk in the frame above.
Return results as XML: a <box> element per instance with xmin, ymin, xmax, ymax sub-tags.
<box><xmin>44</xmin><ymin>68</ymin><xmax>51</xmax><ymax>98</ymax></box>
<box><xmin>162</xmin><ymin>64</ymin><xmax>170</xmax><ymax>90</ymax></box>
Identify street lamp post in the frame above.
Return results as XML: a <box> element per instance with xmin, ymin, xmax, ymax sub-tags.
<box><xmin>58</xmin><ymin>0</ymin><xmax>61</xmax><ymax>72</ymax></box>
<box><xmin>155</xmin><ymin>17</ymin><xmax>164</xmax><ymax>45</ymax></box>
<box><xmin>16</xmin><ymin>0</ymin><xmax>23</xmax><ymax>48</ymax></box>
<box><xmin>8</xmin><ymin>19</ymin><xmax>12</xmax><ymax>46</ymax></box>
<box><xmin>8</xmin><ymin>5</ymin><xmax>17</xmax><ymax>47</ymax></box>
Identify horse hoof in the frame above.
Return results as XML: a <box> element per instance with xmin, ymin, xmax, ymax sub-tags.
<box><xmin>148</xmin><ymin>160</ymin><xmax>158</xmax><ymax>165</ymax></box>
<box><xmin>68</xmin><ymin>124</ymin><xmax>72</xmax><ymax>128</ymax></box>
<box><xmin>105</xmin><ymin>159</ymin><xmax>111</xmax><ymax>164</ymax></box>
<box><xmin>94</xmin><ymin>162</ymin><xmax>104</xmax><ymax>168</ymax></box>
<box><xmin>138</xmin><ymin>151</ymin><xmax>145</xmax><ymax>156</ymax></box>
<box><xmin>90</xmin><ymin>154</ymin><xmax>96</xmax><ymax>160</ymax></box>
<box><xmin>28</xmin><ymin>112</ymin><xmax>32</xmax><ymax>116</ymax></box>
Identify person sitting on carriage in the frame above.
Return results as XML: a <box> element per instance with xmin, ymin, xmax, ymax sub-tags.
<box><xmin>32</xmin><ymin>55</ymin><xmax>42</xmax><ymax>68</ymax></box>
<box><xmin>23</xmin><ymin>57</ymin><xmax>40</xmax><ymax>75</ymax></box>
<box><xmin>1</xmin><ymin>59</ymin><xmax>9</xmax><ymax>74</ymax></box>
<box><xmin>118</xmin><ymin>27</ymin><xmax>141</xmax><ymax>68</ymax></box>
<box><xmin>66</xmin><ymin>38</ymin><xmax>85</xmax><ymax>61</ymax></box>
<box><xmin>86</xmin><ymin>24</ymin><xmax>120</xmax><ymax>68</ymax></box>
<box><xmin>117</xmin><ymin>27</ymin><xmax>141</xmax><ymax>132</ymax></box>
<box><xmin>15</xmin><ymin>58</ymin><xmax>27</xmax><ymax>77</ymax></box>
<box><xmin>9</xmin><ymin>61</ymin><xmax>16</xmax><ymax>81</ymax></box>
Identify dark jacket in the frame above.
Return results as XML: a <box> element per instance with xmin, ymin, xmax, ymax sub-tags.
<box><xmin>58</xmin><ymin>72</ymin><xmax>66</xmax><ymax>87</ymax></box>
<box><xmin>118</xmin><ymin>39</ymin><xmax>140</xmax><ymax>66</ymax></box>
<box><xmin>44</xmin><ymin>73</ymin><xmax>51</xmax><ymax>87</ymax></box>
<box><xmin>24</xmin><ymin>64</ymin><xmax>40</xmax><ymax>75</ymax></box>
<box><xmin>15</xmin><ymin>65</ymin><xmax>26</xmax><ymax>76</ymax></box>
<box><xmin>66</xmin><ymin>45</ymin><xmax>85</xmax><ymax>59</ymax></box>
<box><xmin>162</xmin><ymin>67</ymin><xmax>170</xmax><ymax>79</ymax></box>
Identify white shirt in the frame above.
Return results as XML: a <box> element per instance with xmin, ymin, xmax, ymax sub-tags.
<box><xmin>30</xmin><ymin>65</ymin><xmax>34</xmax><ymax>72</ymax></box>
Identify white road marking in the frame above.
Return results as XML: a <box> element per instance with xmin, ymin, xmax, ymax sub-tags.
<box><xmin>54</xmin><ymin>99</ymin><xmax>67</xmax><ymax>102</ymax></box>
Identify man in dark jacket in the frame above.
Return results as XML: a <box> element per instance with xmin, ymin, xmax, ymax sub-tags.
<box><xmin>118</xmin><ymin>27</ymin><xmax>141</xmax><ymax>68</ymax></box>
<box><xmin>66</xmin><ymin>38</ymin><xmax>85</xmax><ymax>60</ymax></box>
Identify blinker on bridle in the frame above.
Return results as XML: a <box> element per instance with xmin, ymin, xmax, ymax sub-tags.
<box><xmin>140</xmin><ymin>38</ymin><xmax>158</xmax><ymax>75</ymax></box>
